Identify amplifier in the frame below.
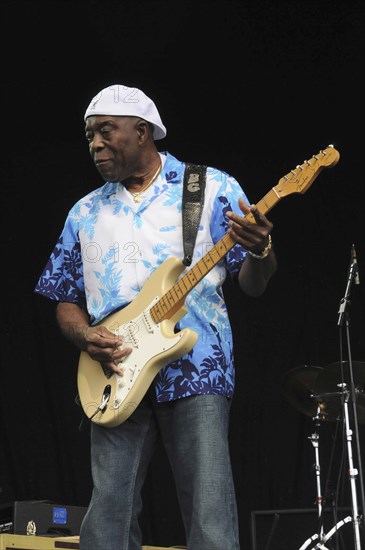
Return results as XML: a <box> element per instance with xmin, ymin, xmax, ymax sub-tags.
<box><xmin>0</xmin><ymin>501</ymin><xmax>87</xmax><ymax>537</ymax></box>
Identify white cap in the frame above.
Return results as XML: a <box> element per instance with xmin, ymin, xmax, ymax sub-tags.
<box><xmin>84</xmin><ymin>84</ymin><xmax>167</xmax><ymax>140</ymax></box>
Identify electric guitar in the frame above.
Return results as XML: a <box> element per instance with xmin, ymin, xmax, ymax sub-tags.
<box><xmin>77</xmin><ymin>145</ymin><xmax>340</xmax><ymax>427</ymax></box>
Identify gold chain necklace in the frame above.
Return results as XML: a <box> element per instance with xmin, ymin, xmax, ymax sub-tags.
<box><xmin>129</xmin><ymin>162</ymin><xmax>162</xmax><ymax>203</ymax></box>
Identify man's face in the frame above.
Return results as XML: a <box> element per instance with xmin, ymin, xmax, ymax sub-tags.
<box><xmin>85</xmin><ymin>115</ymin><xmax>143</xmax><ymax>182</ymax></box>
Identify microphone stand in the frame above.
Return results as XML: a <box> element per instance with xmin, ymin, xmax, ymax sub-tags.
<box><xmin>337</xmin><ymin>246</ymin><xmax>364</xmax><ymax>547</ymax></box>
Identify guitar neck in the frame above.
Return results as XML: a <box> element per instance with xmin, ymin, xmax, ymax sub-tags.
<box><xmin>150</xmin><ymin>187</ymin><xmax>281</xmax><ymax>323</ymax></box>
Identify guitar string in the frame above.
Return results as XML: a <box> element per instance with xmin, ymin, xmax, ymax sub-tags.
<box><xmin>114</xmin><ymin>310</ymin><xmax>156</xmax><ymax>372</ymax></box>
<box><xmin>112</xmin><ymin>154</ymin><xmax>326</xmax><ymax>366</ymax></box>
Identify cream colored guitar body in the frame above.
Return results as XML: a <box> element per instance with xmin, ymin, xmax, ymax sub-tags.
<box><xmin>77</xmin><ymin>257</ymin><xmax>198</xmax><ymax>428</ymax></box>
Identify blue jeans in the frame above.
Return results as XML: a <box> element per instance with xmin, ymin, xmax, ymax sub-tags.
<box><xmin>79</xmin><ymin>393</ymin><xmax>240</xmax><ymax>550</ymax></box>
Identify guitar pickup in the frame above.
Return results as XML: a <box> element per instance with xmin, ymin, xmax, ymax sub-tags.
<box><xmin>142</xmin><ymin>310</ymin><xmax>154</xmax><ymax>333</ymax></box>
<box><xmin>125</xmin><ymin>322</ymin><xmax>139</xmax><ymax>347</ymax></box>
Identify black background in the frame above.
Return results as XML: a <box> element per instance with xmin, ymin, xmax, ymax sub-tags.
<box><xmin>1</xmin><ymin>1</ymin><xmax>365</xmax><ymax>548</ymax></box>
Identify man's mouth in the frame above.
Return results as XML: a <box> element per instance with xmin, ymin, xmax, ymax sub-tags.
<box><xmin>95</xmin><ymin>158</ymin><xmax>111</xmax><ymax>166</ymax></box>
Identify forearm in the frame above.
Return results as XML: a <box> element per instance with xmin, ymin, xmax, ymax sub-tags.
<box><xmin>238</xmin><ymin>248</ymin><xmax>277</xmax><ymax>297</ymax></box>
<box><xmin>55</xmin><ymin>301</ymin><xmax>132</xmax><ymax>371</ymax></box>
<box><xmin>56</xmin><ymin>302</ymin><xmax>91</xmax><ymax>351</ymax></box>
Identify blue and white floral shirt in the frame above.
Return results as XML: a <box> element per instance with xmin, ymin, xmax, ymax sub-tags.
<box><xmin>35</xmin><ymin>152</ymin><xmax>249</xmax><ymax>402</ymax></box>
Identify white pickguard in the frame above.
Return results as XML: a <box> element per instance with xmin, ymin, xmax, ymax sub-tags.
<box><xmin>110</xmin><ymin>297</ymin><xmax>184</xmax><ymax>410</ymax></box>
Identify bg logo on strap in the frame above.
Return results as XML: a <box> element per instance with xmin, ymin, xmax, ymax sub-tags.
<box><xmin>187</xmin><ymin>173</ymin><xmax>201</xmax><ymax>192</ymax></box>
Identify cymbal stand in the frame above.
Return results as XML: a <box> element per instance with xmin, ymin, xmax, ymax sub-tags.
<box><xmin>299</xmin><ymin>384</ymin><xmax>362</xmax><ymax>549</ymax></box>
<box><xmin>311</xmin><ymin>405</ymin><xmax>325</xmax><ymax>542</ymax></box>
<box><xmin>298</xmin><ymin>403</ymin><xmax>351</xmax><ymax>550</ymax></box>
<box><xmin>340</xmin><ymin>382</ymin><xmax>362</xmax><ymax>549</ymax></box>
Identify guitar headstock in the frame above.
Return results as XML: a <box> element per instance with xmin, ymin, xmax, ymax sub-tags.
<box><xmin>273</xmin><ymin>145</ymin><xmax>340</xmax><ymax>198</ymax></box>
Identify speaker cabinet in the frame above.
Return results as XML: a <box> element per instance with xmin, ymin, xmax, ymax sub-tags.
<box><xmin>250</xmin><ymin>507</ymin><xmax>355</xmax><ymax>550</ymax></box>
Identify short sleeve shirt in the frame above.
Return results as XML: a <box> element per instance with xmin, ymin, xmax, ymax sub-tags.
<box><xmin>35</xmin><ymin>151</ymin><xmax>249</xmax><ymax>402</ymax></box>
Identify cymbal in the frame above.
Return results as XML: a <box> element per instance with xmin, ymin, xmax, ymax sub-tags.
<box><xmin>316</xmin><ymin>361</ymin><xmax>365</xmax><ymax>424</ymax></box>
<box><xmin>281</xmin><ymin>365</ymin><xmax>338</xmax><ymax>421</ymax></box>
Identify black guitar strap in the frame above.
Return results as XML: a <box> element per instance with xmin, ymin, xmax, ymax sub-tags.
<box><xmin>182</xmin><ymin>163</ymin><xmax>207</xmax><ymax>266</ymax></box>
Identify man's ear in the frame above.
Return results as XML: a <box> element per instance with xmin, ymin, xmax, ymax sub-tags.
<box><xmin>136</xmin><ymin>118</ymin><xmax>151</xmax><ymax>143</ymax></box>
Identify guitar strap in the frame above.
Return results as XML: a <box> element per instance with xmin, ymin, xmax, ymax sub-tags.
<box><xmin>182</xmin><ymin>163</ymin><xmax>207</xmax><ymax>266</ymax></box>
